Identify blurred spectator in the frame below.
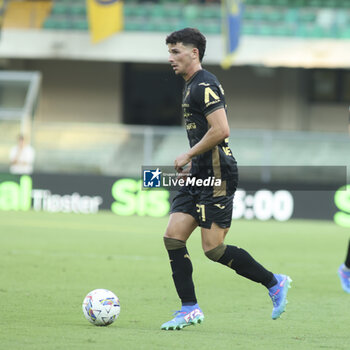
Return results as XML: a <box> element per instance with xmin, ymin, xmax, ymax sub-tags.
<box><xmin>9</xmin><ymin>134</ymin><xmax>35</xmax><ymax>174</ymax></box>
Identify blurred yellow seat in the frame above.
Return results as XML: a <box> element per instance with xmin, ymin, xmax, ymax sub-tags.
<box><xmin>3</xmin><ymin>0</ymin><xmax>52</xmax><ymax>29</ymax></box>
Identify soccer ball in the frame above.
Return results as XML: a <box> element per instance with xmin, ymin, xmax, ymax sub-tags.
<box><xmin>82</xmin><ymin>289</ymin><xmax>120</xmax><ymax>326</ymax></box>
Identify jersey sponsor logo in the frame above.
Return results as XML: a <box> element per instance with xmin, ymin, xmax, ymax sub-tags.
<box><xmin>222</xmin><ymin>145</ymin><xmax>232</xmax><ymax>156</ymax></box>
<box><xmin>198</xmin><ymin>82</ymin><xmax>210</xmax><ymax>86</ymax></box>
<box><xmin>214</xmin><ymin>203</ymin><xmax>225</xmax><ymax>209</ymax></box>
<box><xmin>186</xmin><ymin>122</ymin><xmax>196</xmax><ymax>130</ymax></box>
<box><xmin>204</xmin><ymin>87</ymin><xmax>220</xmax><ymax>105</ymax></box>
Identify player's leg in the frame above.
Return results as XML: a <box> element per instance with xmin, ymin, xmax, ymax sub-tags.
<box><xmin>161</xmin><ymin>191</ymin><xmax>204</xmax><ymax>330</ymax></box>
<box><xmin>164</xmin><ymin>212</ymin><xmax>198</xmax><ymax>306</ymax></box>
<box><xmin>162</xmin><ymin>212</ymin><xmax>204</xmax><ymax>330</ymax></box>
<box><xmin>345</xmin><ymin>239</ymin><xmax>350</xmax><ymax>269</ymax></box>
<box><xmin>338</xmin><ymin>239</ymin><xmax>350</xmax><ymax>293</ymax></box>
<box><xmin>202</xmin><ymin>223</ymin><xmax>291</xmax><ymax>319</ymax></box>
<box><xmin>201</xmin><ymin>223</ymin><xmax>277</xmax><ymax>288</ymax></box>
<box><xmin>199</xmin><ymin>190</ymin><xmax>291</xmax><ymax>319</ymax></box>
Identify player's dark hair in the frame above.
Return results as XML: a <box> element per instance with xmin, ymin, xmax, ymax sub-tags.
<box><xmin>166</xmin><ymin>28</ymin><xmax>206</xmax><ymax>62</ymax></box>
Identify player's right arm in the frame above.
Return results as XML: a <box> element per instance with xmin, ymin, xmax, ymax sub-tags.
<box><xmin>187</xmin><ymin>107</ymin><xmax>229</xmax><ymax>156</ymax></box>
<box><xmin>174</xmin><ymin>108</ymin><xmax>229</xmax><ymax>171</ymax></box>
<box><xmin>174</xmin><ymin>79</ymin><xmax>228</xmax><ymax>172</ymax></box>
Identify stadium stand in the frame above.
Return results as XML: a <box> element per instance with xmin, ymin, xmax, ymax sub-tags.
<box><xmin>32</xmin><ymin>123</ymin><xmax>131</xmax><ymax>175</ymax></box>
<box><xmin>19</xmin><ymin>124</ymin><xmax>348</xmax><ymax>177</ymax></box>
<box><xmin>0</xmin><ymin>1</ymin><xmax>349</xmax><ymax>178</ymax></box>
<box><xmin>3</xmin><ymin>0</ymin><xmax>52</xmax><ymax>28</ymax></box>
<box><xmin>39</xmin><ymin>0</ymin><xmax>350</xmax><ymax>38</ymax></box>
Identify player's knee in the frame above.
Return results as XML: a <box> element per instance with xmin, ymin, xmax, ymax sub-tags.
<box><xmin>164</xmin><ymin>221</ymin><xmax>182</xmax><ymax>240</ymax></box>
<box><xmin>163</xmin><ymin>236</ymin><xmax>186</xmax><ymax>250</ymax></box>
<box><xmin>205</xmin><ymin>243</ymin><xmax>227</xmax><ymax>262</ymax></box>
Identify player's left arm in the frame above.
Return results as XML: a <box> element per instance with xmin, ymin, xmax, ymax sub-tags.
<box><xmin>174</xmin><ymin>108</ymin><xmax>229</xmax><ymax>171</ymax></box>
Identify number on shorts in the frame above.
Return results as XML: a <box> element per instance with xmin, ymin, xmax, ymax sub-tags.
<box><xmin>196</xmin><ymin>204</ymin><xmax>206</xmax><ymax>222</ymax></box>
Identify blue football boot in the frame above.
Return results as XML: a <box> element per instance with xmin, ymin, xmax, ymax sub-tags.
<box><xmin>338</xmin><ymin>264</ymin><xmax>350</xmax><ymax>293</ymax></box>
<box><xmin>161</xmin><ymin>304</ymin><xmax>204</xmax><ymax>330</ymax></box>
<box><xmin>268</xmin><ymin>274</ymin><xmax>292</xmax><ymax>320</ymax></box>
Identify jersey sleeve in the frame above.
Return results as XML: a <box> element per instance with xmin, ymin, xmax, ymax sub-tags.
<box><xmin>192</xmin><ymin>82</ymin><xmax>225</xmax><ymax>117</ymax></box>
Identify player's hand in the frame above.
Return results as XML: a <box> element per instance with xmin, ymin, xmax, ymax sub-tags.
<box><xmin>176</xmin><ymin>161</ymin><xmax>192</xmax><ymax>180</ymax></box>
<box><xmin>174</xmin><ymin>153</ymin><xmax>191</xmax><ymax>172</ymax></box>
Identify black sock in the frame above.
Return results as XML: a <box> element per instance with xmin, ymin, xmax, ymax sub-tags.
<box><xmin>218</xmin><ymin>245</ymin><xmax>277</xmax><ymax>288</ymax></box>
<box><xmin>167</xmin><ymin>247</ymin><xmax>197</xmax><ymax>305</ymax></box>
<box><xmin>345</xmin><ymin>239</ymin><xmax>350</xmax><ymax>269</ymax></box>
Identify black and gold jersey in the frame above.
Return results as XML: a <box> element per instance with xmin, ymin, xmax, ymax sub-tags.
<box><xmin>182</xmin><ymin>69</ymin><xmax>237</xmax><ymax>182</ymax></box>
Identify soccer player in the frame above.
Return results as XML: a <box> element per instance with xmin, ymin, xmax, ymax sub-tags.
<box><xmin>338</xmin><ymin>243</ymin><xmax>350</xmax><ymax>293</ymax></box>
<box><xmin>340</xmin><ymin>113</ymin><xmax>350</xmax><ymax>293</ymax></box>
<box><xmin>161</xmin><ymin>28</ymin><xmax>292</xmax><ymax>331</ymax></box>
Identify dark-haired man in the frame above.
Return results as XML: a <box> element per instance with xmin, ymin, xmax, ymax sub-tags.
<box><xmin>161</xmin><ymin>28</ymin><xmax>291</xmax><ymax>330</ymax></box>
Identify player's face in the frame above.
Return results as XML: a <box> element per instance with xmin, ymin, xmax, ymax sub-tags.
<box><xmin>168</xmin><ymin>42</ymin><xmax>197</xmax><ymax>78</ymax></box>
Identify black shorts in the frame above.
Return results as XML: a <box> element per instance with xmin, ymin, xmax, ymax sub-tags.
<box><xmin>170</xmin><ymin>183</ymin><xmax>237</xmax><ymax>229</ymax></box>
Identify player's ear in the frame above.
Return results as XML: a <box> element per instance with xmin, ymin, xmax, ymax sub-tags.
<box><xmin>192</xmin><ymin>48</ymin><xmax>199</xmax><ymax>60</ymax></box>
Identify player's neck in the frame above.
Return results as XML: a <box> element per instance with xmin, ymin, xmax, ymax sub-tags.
<box><xmin>183</xmin><ymin>64</ymin><xmax>202</xmax><ymax>82</ymax></box>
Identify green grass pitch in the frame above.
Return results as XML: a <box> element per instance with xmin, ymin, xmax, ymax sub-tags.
<box><xmin>0</xmin><ymin>211</ymin><xmax>348</xmax><ymax>350</ymax></box>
